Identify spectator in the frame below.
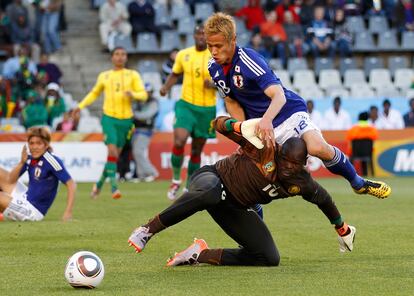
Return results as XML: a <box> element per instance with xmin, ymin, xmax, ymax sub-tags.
<box><xmin>284</xmin><ymin>10</ymin><xmax>309</xmax><ymax>58</ymax></box>
<box><xmin>45</xmin><ymin>82</ymin><xmax>65</xmax><ymax>125</ymax></box>
<box><xmin>299</xmin><ymin>0</ymin><xmax>315</xmax><ymax>27</ymax></box>
<box><xmin>21</xmin><ymin>89</ymin><xmax>48</xmax><ymax>128</ymax></box>
<box><xmin>333</xmin><ymin>8</ymin><xmax>352</xmax><ymax>57</ymax></box>
<box><xmin>39</xmin><ymin>0</ymin><xmax>62</xmax><ymax>54</ymax></box>
<box><xmin>234</xmin><ymin>0</ymin><xmax>265</xmax><ymax>31</ymax></box>
<box><xmin>37</xmin><ymin>53</ymin><xmax>62</xmax><ymax>84</ymax></box>
<box><xmin>323</xmin><ymin>0</ymin><xmax>336</xmax><ymax>23</ymax></box>
<box><xmin>128</xmin><ymin>0</ymin><xmax>157</xmax><ymax>35</ymax></box>
<box><xmin>0</xmin><ymin>8</ymin><xmax>12</xmax><ymax>56</ymax></box>
<box><xmin>131</xmin><ymin>82</ymin><xmax>159</xmax><ymax>182</ymax></box>
<box><xmin>306</xmin><ymin>99</ymin><xmax>324</xmax><ymax>129</ymax></box>
<box><xmin>368</xmin><ymin>105</ymin><xmax>379</xmax><ymax>126</ymax></box>
<box><xmin>308</xmin><ymin>6</ymin><xmax>335</xmax><ymax>58</ymax></box>
<box><xmin>0</xmin><ymin>75</ymin><xmax>13</xmax><ymax>117</ymax></box>
<box><xmin>393</xmin><ymin>0</ymin><xmax>414</xmax><ymax>32</ymax></box>
<box><xmin>161</xmin><ymin>48</ymin><xmax>179</xmax><ymax>83</ymax></box>
<box><xmin>337</xmin><ymin>0</ymin><xmax>362</xmax><ymax>16</ymax></box>
<box><xmin>13</xmin><ymin>55</ymin><xmax>37</xmax><ymax>102</ymax></box>
<box><xmin>324</xmin><ymin>96</ymin><xmax>352</xmax><ymax>130</ymax></box>
<box><xmin>56</xmin><ymin>109</ymin><xmax>79</xmax><ymax>132</ymax></box>
<box><xmin>10</xmin><ymin>13</ymin><xmax>40</xmax><ymax>62</ymax></box>
<box><xmin>403</xmin><ymin>98</ymin><xmax>414</xmax><ymax>127</ymax></box>
<box><xmin>375</xmin><ymin>99</ymin><xmax>404</xmax><ymax>129</ymax></box>
<box><xmin>5</xmin><ymin>0</ymin><xmax>28</xmax><ymax>25</ymax></box>
<box><xmin>362</xmin><ymin>0</ymin><xmax>386</xmax><ymax>16</ymax></box>
<box><xmin>275</xmin><ymin>0</ymin><xmax>300</xmax><ymax>24</ymax></box>
<box><xmin>247</xmin><ymin>33</ymin><xmax>272</xmax><ymax>61</ymax></box>
<box><xmin>99</xmin><ymin>0</ymin><xmax>132</xmax><ymax>49</ymax></box>
<box><xmin>2</xmin><ymin>46</ymin><xmax>37</xmax><ymax>80</ymax></box>
<box><xmin>260</xmin><ymin>10</ymin><xmax>287</xmax><ymax>67</ymax></box>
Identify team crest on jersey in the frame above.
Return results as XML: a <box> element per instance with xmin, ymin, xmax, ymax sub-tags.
<box><xmin>235</xmin><ymin>65</ymin><xmax>240</xmax><ymax>73</ymax></box>
<box><xmin>34</xmin><ymin>167</ymin><xmax>42</xmax><ymax>178</ymax></box>
<box><xmin>38</xmin><ymin>160</ymin><xmax>43</xmax><ymax>166</ymax></box>
<box><xmin>184</xmin><ymin>54</ymin><xmax>190</xmax><ymax>61</ymax></box>
<box><xmin>233</xmin><ymin>74</ymin><xmax>244</xmax><ymax>88</ymax></box>
<box><xmin>288</xmin><ymin>185</ymin><xmax>300</xmax><ymax>195</ymax></box>
<box><xmin>263</xmin><ymin>161</ymin><xmax>275</xmax><ymax>173</ymax></box>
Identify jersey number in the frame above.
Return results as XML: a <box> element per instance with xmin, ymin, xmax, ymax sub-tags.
<box><xmin>294</xmin><ymin>120</ymin><xmax>308</xmax><ymax>135</ymax></box>
<box><xmin>215</xmin><ymin>80</ymin><xmax>230</xmax><ymax>97</ymax></box>
<box><xmin>195</xmin><ymin>67</ymin><xmax>201</xmax><ymax>78</ymax></box>
<box><xmin>262</xmin><ymin>184</ymin><xmax>279</xmax><ymax>197</ymax></box>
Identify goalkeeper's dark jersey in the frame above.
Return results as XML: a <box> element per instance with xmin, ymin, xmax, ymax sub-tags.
<box><xmin>214</xmin><ymin>116</ymin><xmax>321</xmax><ymax>208</ymax></box>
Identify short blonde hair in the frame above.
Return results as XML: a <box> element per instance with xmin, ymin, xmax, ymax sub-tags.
<box><xmin>204</xmin><ymin>12</ymin><xmax>236</xmax><ymax>42</ymax></box>
<box><xmin>27</xmin><ymin>126</ymin><xmax>51</xmax><ymax>145</ymax></box>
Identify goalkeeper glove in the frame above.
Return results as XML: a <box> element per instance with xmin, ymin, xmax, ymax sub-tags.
<box><xmin>232</xmin><ymin>118</ymin><xmax>264</xmax><ymax>149</ymax></box>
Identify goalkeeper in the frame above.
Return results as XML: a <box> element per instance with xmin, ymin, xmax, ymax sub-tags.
<box><xmin>128</xmin><ymin>116</ymin><xmax>356</xmax><ymax>266</ymax></box>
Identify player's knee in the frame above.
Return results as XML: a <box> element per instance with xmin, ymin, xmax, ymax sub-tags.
<box><xmin>263</xmin><ymin>252</ymin><xmax>280</xmax><ymax>266</ymax></box>
<box><xmin>189</xmin><ymin>172</ymin><xmax>222</xmax><ymax>205</ymax></box>
<box><xmin>307</xmin><ymin>140</ymin><xmax>329</xmax><ymax>158</ymax></box>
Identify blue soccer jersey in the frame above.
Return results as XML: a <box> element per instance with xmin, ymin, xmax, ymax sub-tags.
<box><xmin>20</xmin><ymin>151</ymin><xmax>72</xmax><ymax>215</ymax></box>
<box><xmin>208</xmin><ymin>46</ymin><xmax>307</xmax><ymax>127</ymax></box>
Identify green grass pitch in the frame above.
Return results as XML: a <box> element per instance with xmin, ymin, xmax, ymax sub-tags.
<box><xmin>1</xmin><ymin>177</ymin><xmax>413</xmax><ymax>296</ymax></box>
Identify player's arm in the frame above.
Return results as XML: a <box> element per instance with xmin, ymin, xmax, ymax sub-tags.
<box><xmin>224</xmin><ymin>96</ymin><xmax>246</xmax><ymax>121</ymax></box>
<box><xmin>8</xmin><ymin>145</ymin><xmax>28</xmax><ymax>184</ymax></box>
<box><xmin>256</xmin><ymin>84</ymin><xmax>286</xmax><ymax>147</ymax></box>
<box><xmin>128</xmin><ymin>71</ymin><xmax>148</xmax><ymax>101</ymax></box>
<box><xmin>62</xmin><ymin>178</ymin><xmax>76</xmax><ymax>222</ymax></box>
<box><xmin>160</xmin><ymin>72</ymin><xmax>181</xmax><ymax>96</ymax></box>
<box><xmin>76</xmin><ymin>73</ymin><xmax>105</xmax><ymax>112</ymax></box>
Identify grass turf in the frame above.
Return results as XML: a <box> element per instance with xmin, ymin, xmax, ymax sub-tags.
<box><xmin>0</xmin><ymin>177</ymin><xmax>413</xmax><ymax>295</ymax></box>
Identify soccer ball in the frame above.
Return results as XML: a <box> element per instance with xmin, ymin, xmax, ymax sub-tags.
<box><xmin>64</xmin><ymin>251</ymin><xmax>105</xmax><ymax>289</ymax></box>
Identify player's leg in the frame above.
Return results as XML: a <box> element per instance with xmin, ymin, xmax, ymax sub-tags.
<box><xmin>0</xmin><ymin>166</ymin><xmax>17</xmax><ymax>194</ymax></box>
<box><xmin>128</xmin><ymin>167</ymin><xmax>223</xmax><ymax>252</ymax></box>
<box><xmin>0</xmin><ymin>191</ymin><xmax>12</xmax><ymax>213</ymax></box>
<box><xmin>186</xmin><ymin>137</ymin><xmax>206</xmax><ymax>188</ymax></box>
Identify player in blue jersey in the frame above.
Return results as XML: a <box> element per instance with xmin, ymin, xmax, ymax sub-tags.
<box><xmin>0</xmin><ymin>127</ymin><xmax>76</xmax><ymax>221</ymax></box>
<box><xmin>204</xmin><ymin>13</ymin><xmax>390</xmax><ymax>199</ymax></box>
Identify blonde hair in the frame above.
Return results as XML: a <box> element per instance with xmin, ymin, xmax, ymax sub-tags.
<box><xmin>27</xmin><ymin>126</ymin><xmax>51</xmax><ymax>146</ymax></box>
<box><xmin>204</xmin><ymin>12</ymin><xmax>236</xmax><ymax>42</ymax></box>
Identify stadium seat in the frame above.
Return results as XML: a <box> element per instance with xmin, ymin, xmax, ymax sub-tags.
<box><xmin>326</xmin><ymin>87</ymin><xmax>350</xmax><ymax>98</ymax></box>
<box><xmin>155</xmin><ymin>13</ymin><xmax>173</xmax><ymax>29</ymax></box>
<box><xmin>234</xmin><ymin>17</ymin><xmax>248</xmax><ymax>34</ymax></box>
<box><xmin>377</xmin><ymin>30</ymin><xmax>398</xmax><ymax>51</ymax></box>
<box><xmin>171</xmin><ymin>3</ymin><xmax>191</xmax><ymax>22</ymax></box>
<box><xmin>375</xmin><ymin>85</ymin><xmax>400</xmax><ymax>98</ymax></box>
<box><xmin>363</xmin><ymin>56</ymin><xmax>384</xmax><ymax>77</ymax></box>
<box><xmin>136</xmin><ymin>33</ymin><xmax>159</xmax><ymax>53</ymax></box>
<box><xmin>401</xmin><ymin>31</ymin><xmax>414</xmax><ymax>50</ymax></box>
<box><xmin>177</xmin><ymin>16</ymin><xmax>196</xmax><ymax>35</ymax></box>
<box><xmin>388</xmin><ymin>56</ymin><xmax>409</xmax><ymax>78</ymax></box>
<box><xmin>93</xmin><ymin>0</ymin><xmax>106</xmax><ymax>8</ymax></box>
<box><xmin>354</xmin><ymin>31</ymin><xmax>376</xmax><ymax>52</ymax></box>
<box><xmin>269</xmin><ymin>58</ymin><xmax>283</xmax><ymax>71</ymax></box>
<box><xmin>368</xmin><ymin>16</ymin><xmax>389</xmax><ymax>34</ymax></box>
<box><xmin>274</xmin><ymin>70</ymin><xmax>292</xmax><ymax>89</ymax></box>
<box><xmin>120</xmin><ymin>0</ymin><xmax>133</xmax><ymax>6</ymax></box>
<box><xmin>160</xmin><ymin>30</ymin><xmax>182</xmax><ymax>52</ymax></box>
<box><xmin>293</xmin><ymin>70</ymin><xmax>317</xmax><ymax>91</ymax></box>
<box><xmin>113</xmin><ymin>34</ymin><xmax>135</xmax><ymax>53</ymax></box>
<box><xmin>394</xmin><ymin>69</ymin><xmax>414</xmax><ymax>91</ymax></box>
<box><xmin>314</xmin><ymin>57</ymin><xmax>334</xmax><ymax>76</ymax></box>
<box><xmin>299</xmin><ymin>85</ymin><xmax>324</xmax><ymax>100</ymax></box>
<box><xmin>0</xmin><ymin>117</ymin><xmax>20</xmax><ymax>126</ymax></box>
<box><xmin>369</xmin><ymin>69</ymin><xmax>393</xmax><ymax>90</ymax></box>
<box><xmin>142</xmin><ymin>72</ymin><xmax>162</xmax><ymax>97</ymax></box>
<box><xmin>137</xmin><ymin>60</ymin><xmax>158</xmax><ymax>73</ymax></box>
<box><xmin>345</xmin><ymin>16</ymin><xmax>365</xmax><ymax>33</ymax></box>
<box><xmin>287</xmin><ymin>58</ymin><xmax>308</xmax><ymax>76</ymax></box>
<box><xmin>406</xmin><ymin>89</ymin><xmax>414</xmax><ymax>99</ymax></box>
<box><xmin>237</xmin><ymin>31</ymin><xmax>252</xmax><ymax>47</ymax></box>
<box><xmin>344</xmin><ymin>69</ymin><xmax>367</xmax><ymax>89</ymax></box>
<box><xmin>339</xmin><ymin>57</ymin><xmax>358</xmax><ymax>77</ymax></box>
<box><xmin>184</xmin><ymin>34</ymin><xmax>195</xmax><ymax>48</ymax></box>
<box><xmin>319</xmin><ymin>69</ymin><xmax>342</xmax><ymax>90</ymax></box>
<box><xmin>195</xmin><ymin>3</ymin><xmax>214</xmax><ymax>22</ymax></box>
<box><xmin>350</xmin><ymin>84</ymin><xmax>375</xmax><ymax>98</ymax></box>
<box><xmin>78</xmin><ymin>116</ymin><xmax>102</xmax><ymax>133</ymax></box>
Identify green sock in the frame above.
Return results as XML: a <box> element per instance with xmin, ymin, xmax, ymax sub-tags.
<box><xmin>171</xmin><ymin>153</ymin><xmax>184</xmax><ymax>181</ymax></box>
<box><xmin>96</xmin><ymin>169</ymin><xmax>107</xmax><ymax>189</ymax></box>
<box><xmin>105</xmin><ymin>161</ymin><xmax>118</xmax><ymax>192</ymax></box>
<box><xmin>186</xmin><ymin>160</ymin><xmax>201</xmax><ymax>188</ymax></box>
<box><xmin>331</xmin><ymin>216</ymin><xmax>344</xmax><ymax>228</ymax></box>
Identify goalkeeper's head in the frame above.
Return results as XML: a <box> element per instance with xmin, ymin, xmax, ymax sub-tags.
<box><xmin>277</xmin><ymin>138</ymin><xmax>308</xmax><ymax>178</ymax></box>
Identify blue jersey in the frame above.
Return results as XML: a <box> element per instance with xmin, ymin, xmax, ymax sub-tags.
<box><xmin>208</xmin><ymin>46</ymin><xmax>306</xmax><ymax>127</ymax></box>
<box><xmin>20</xmin><ymin>151</ymin><xmax>72</xmax><ymax>215</ymax></box>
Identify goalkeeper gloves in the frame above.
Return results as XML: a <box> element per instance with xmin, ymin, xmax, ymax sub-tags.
<box><xmin>228</xmin><ymin>118</ymin><xmax>264</xmax><ymax>149</ymax></box>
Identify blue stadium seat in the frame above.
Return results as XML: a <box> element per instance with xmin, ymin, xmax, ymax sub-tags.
<box><xmin>269</xmin><ymin>58</ymin><xmax>283</xmax><ymax>71</ymax></box>
<box><xmin>184</xmin><ymin>34</ymin><xmax>195</xmax><ymax>48</ymax></box>
<box><xmin>160</xmin><ymin>30</ymin><xmax>182</xmax><ymax>52</ymax></box>
<box><xmin>113</xmin><ymin>34</ymin><xmax>135</xmax><ymax>53</ymax></box>
<box><xmin>368</xmin><ymin>16</ymin><xmax>389</xmax><ymax>34</ymax></box>
<box><xmin>177</xmin><ymin>16</ymin><xmax>196</xmax><ymax>35</ymax></box>
<box><xmin>401</xmin><ymin>31</ymin><xmax>414</xmax><ymax>50</ymax></box>
<box><xmin>364</xmin><ymin>56</ymin><xmax>384</xmax><ymax>77</ymax></box>
<box><xmin>137</xmin><ymin>60</ymin><xmax>158</xmax><ymax>73</ymax></box>
<box><xmin>237</xmin><ymin>31</ymin><xmax>252</xmax><ymax>47</ymax></box>
<box><xmin>171</xmin><ymin>3</ymin><xmax>191</xmax><ymax>22</ymax></box>
<box><xmin>136</xmin><ymin>33</ymin><xmax>159</xmax><ymax>53</ymax></box>
<box><xmin>287</xmin><ymin>58</ymin><xmax>308</xmax><ymax>76</ymax></box>
<box><xmin>377</xmin><ymin>30</ymin><xmax>398</xmax><ymax>51</ymax></box>
<box><xmin>354</xmin><ymin>32</ymin><xmax>376</xmax><ymax>52</ymax></box>
<box><xmin>339</xmin><ymin>57</ymin><xmax>358</xmax><ymax>77</ymax></box>
<box><xmin>195</xmin><ymin>3</ymin><xmax>214</xmax><ymax>22</ymax></box>
<box><xmin>314</xmin><ymin>57</ymin><xmax>334</xmax><ymax>76</ymax></box>
<box><xmin>234</xmin><ymin>17</ymin><xmax>248</xmax><ymax>35</ymax></box>
<box><xmin>388</xmin><ymin>56</ymin><xmax>408</xmax><ymax>78</ymax></box>
<box><xmin>345</xmin><ymin>16</ymin><xmax>365</xmax><ymax>33</ymax></box>
<box><xmin>155</xmin><ymin>4</ymin><xmax>172</xmax><ymax>29</ymax></box>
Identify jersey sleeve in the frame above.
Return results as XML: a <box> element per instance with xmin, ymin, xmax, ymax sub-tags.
<box><xmin>239</xmin><ymin>48</ymin><xmax>281</xmax><ymax>91</ymax></box>
<box><xmin>19</xmin><ymin>161</ymin><xmax>28</xmax><ymax>177</ymax></box>
<box><xmin>45</xmin><ymin>154</ymin><xmax>72</xmax><ymax>184</ymax></box>
<box><xmin>131</xmin><ymin>71</ymin><xmax>148</xmax><ymax>101</ymax></box>
<box><xmin>171</xmin><ymin>50</ymin><xmax>184</xmax><ymax>75</ymax></box>
<box><xmin>78</xmin><ymin>72</ymin><xmax>104</xmax><ymax>109</ymax></box>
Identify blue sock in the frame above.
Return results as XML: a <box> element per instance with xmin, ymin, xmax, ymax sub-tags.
<box><xmin>324</xmin><ymin>146</ymin><xmax>365</xmax><ymax>189</ymax></box>
<box><xmin>253</xmin><ymin>204</ymin><xmax>264</xmax><ymax>220</ymax></box>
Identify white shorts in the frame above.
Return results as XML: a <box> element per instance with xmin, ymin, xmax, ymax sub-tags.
<box><xmin>3</xmin><ymin>181</ymin><xmax>44</xmax><ymax>221</ymax></box>
<box><xmin>273</xmin><ymin>112</ymin><xmax>320</xmax><ymax>145</ymax></box>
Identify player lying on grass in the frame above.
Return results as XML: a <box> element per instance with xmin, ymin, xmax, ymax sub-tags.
<box><xmin>128</xmin><ymin>116</ymin><xmax>356</xmax><ymax>266</ymax></box>
<box><xmin>0</xmin><ymin>127</ymin><xmax>76</xmax><ymax>222</ymax></box>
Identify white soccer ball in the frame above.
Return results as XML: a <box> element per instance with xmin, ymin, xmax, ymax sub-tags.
<box><xmin>64</xmin><ymin>251</ymin><xmax>105</xmax><ymax>289</ymax></box>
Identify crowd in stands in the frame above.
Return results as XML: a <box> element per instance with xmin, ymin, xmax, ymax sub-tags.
<box><xmin>0</xmin><ymin>0</ymin><xmax>74</xmax><ymax>132</ymax></box>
